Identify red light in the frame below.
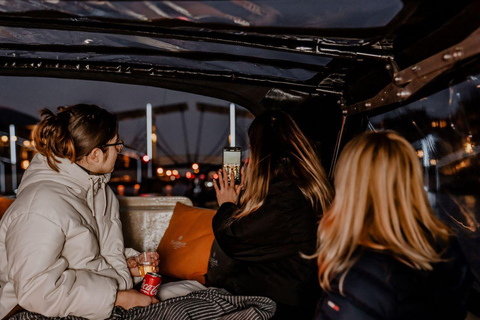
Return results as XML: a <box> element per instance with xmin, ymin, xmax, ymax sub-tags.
<box><xmin>200</xmin><ymin>174</ymin><xmax>206</xmax><ymax>180</ymax></box>
<box><xmin>213</xmin><ymin>173</ymin><xmax>219</xmax><ymax>179</ymax></box>
<box><xmin>191</xmin><ymin>174</ymin><xmax>196</xmax><ymax>179</ymax></box>
<box><xmin>142</xmin><ymin>155</ymin><xmax>150</xmax><ymax>162</ymax></box>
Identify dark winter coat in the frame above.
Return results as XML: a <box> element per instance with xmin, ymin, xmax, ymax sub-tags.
<box><xmin>208</xmin><ymin>176</ymin><xmax>321</xmax><ymax>320</ymax></box>
<box><xmin>316</xmin><ymin>240</ymin><xmax>470</xmax><ymax>320</ymax></box>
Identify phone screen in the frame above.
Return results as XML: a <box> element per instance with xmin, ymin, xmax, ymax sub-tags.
<box><xmin>223</xmin><ymin>147</ymin><xmax>242</xmax><ymax>185</ymax></box>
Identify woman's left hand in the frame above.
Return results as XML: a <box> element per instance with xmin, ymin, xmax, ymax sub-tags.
<box><xmin>127</xmin><ymin>251</ymin><xmax>160</xmax><ymax>277</ymax></box>
<box><xmin>213</xmin><ymin>168</ymin><xmax>244</xmax><ymax>206</ymax></box>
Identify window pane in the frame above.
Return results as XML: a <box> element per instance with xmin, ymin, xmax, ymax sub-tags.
<box><xmin>370</xmin><ymin>73</ymin><xmax>480</xmax><ymax>290</ymax></box>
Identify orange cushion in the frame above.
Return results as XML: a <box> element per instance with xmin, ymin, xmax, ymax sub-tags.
<box><xmin>0</xmin><ymin>197</ymin><xmax>14</xmax><ymax>220</ymax></box>
<box><xmin>157</xmin><ymin>202</ymin><xmax>216</xmax><ymax>284</ymax></box>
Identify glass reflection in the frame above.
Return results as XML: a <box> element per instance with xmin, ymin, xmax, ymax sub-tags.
<box><xmin>370</xmin><ymin>73</ymin><xmax>480</xmax><ymax>290</ymax></box>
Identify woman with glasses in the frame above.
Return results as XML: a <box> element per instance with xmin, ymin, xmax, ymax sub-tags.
<box><xmin>0</xmin><ymin>104</ymin><xmax>159</xmax><ymax>319</ymax></box>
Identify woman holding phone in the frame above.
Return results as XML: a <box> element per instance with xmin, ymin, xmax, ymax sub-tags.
<box><xmin>0</xmin><ymin>104</ymin><xmax>158</xmax><ymax>319</ymax></box>
<box><xmin>314</xmin><ymin>131</ymin><xmax>469</xmax><ymax>319</ymax></box>
<box><xmin>211</xmin><ymin>110</ymin><xmax>333</xmax><ymax>320</ymax></box>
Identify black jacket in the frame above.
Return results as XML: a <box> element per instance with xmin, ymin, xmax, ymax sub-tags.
<box><xmin>316</xmin><ymin>240</ymin><xmax>470</xmax><ymax>320</ymax></box>
<box><xmin>208</xmin><ymin>177</ymin><xmax>321</xmax><ymax>319</ymax></box>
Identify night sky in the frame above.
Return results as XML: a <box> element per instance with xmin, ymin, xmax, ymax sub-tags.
<box><xmin>0</xmin><ymin>76</ymin><xmax>253</xmax><ymax>166</ymax></box>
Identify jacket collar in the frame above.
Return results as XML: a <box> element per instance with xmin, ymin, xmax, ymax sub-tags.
<box><xmin>18</xmin><ymin>154</ymin><xmax>111</xmax><ymax>216</ymax></box>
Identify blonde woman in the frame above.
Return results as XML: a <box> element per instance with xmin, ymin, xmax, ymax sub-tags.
<box><xmin>315</xmin><ymin>131</ymin><xmax>470</xmax><ymax>320</ymax></box>
<box><xmin>211</xmin><ymin>111</ymin><xmax>333</xmax><ymax>320</ymax></box>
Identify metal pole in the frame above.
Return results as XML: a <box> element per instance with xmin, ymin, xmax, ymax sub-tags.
<box><xmin>229</xmin><ymin>103</ymin><xmax>236</xmax><ymax>147</ymax></box>
<box><xmin>137</xmin><ymin>158</ymin><xmax>142</xmax><ymax>183</ymax></box>
<box><xmin>9</xmin><ymin>124</ymin><xmax>17</xmax><ymax>192</ymax></box>
<box><xmin>146</xmin><ymin>103</ymin><xmax>153</xmax><ymax>178</ymax></box>
<box><xmin>0</xmin><ymin>162</ymin><xmax>5</xmax><ymax>194</ymax></box>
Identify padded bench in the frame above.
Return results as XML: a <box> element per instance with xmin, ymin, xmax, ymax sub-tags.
<box><xmin>118</xmin><ymin>196</ymin><xmax>193</xmax><ymax>252</ymax></box>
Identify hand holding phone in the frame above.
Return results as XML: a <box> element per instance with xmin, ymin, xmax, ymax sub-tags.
<box><xmin>222</xmin><ymin>147</ymin><xmax>242</xmax><ymax>185</ymax></box>
<box><xmin>214</xmin><ymin>147</ymin><xmax>244</xmax><ymax>206</ymax></box>
<box><xmin>213</xmin><ymin>166</ymin><xmax>245</xmax><ymax>206</ymax></box>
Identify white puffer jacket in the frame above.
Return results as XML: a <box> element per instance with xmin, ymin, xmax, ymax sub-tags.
<box><xmin>0</xmin><ymin>154</ymin><xmax>134</xmax><ymax>319</ymax></box>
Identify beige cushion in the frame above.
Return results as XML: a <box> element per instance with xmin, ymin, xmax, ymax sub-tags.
<box><xmin>118</xmin><ymin>196</ymin><xmax>192</xmax><ymax>252</ymax></box>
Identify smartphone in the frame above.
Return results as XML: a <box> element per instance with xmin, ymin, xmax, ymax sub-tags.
<box><xmin>223</xmin><ymin>147</ymin><xmax>242</xmax><ymax>185</ymax></box>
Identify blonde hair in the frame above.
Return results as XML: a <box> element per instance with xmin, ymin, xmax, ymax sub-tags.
<box><xmin>315</xmin><ymin>131</ymin><xmax>450</xmax><ymax>291</ymax></box>
<box><xmin>236</xmin><ymin>111</ymin><xmax>332</xmax><ymax>219</ymax></box>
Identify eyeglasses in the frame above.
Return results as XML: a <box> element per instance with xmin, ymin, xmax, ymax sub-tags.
<box><xmin>101</xmin><ymin>139</ymin><xmax>124</xmax><ymax>153</ymax></box>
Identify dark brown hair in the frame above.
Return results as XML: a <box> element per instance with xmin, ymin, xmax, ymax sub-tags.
<box><xmin>236</xmin><ymin>110</ymin><xmax>333</xmax><ymax>218</ymax></box>
<box><xmin>33</xmin><ymin>104</ymin><xmax>118</xmax><ymax>172</ymax></box>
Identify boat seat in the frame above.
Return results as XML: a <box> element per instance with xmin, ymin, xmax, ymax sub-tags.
<box><xmin>0</xmin><ymin>196</ymin><xmax>15</xmax><ymax>221</ymax></box>
<box><xmin>118</xmin><ymin>196</ymin><xmax>193</xmax><ymax>252</ymax></box>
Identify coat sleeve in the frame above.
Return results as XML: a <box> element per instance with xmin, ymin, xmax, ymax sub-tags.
<box><xmin>316</xmin><ymin>258</ymin><xmax>396</xmax><ymax>320</ymax></box>
<box><xmin>125</xmin><ymin>247</ymin><xmax>140</xmax><ymax>259</ymax></box>
<box><xmin>6</xmin><ymin>212</ymin><xmax>118</xmax><ymax>319</ymax></box>
<box><xmin>212</xmin><ymin>202</ymin><xmax>300</xmax><ymax>262</ymax></box>
<box><xmin>96</xmin><ymin>191</ymin><xmax>133</xmax><ymax>290</ymax></box>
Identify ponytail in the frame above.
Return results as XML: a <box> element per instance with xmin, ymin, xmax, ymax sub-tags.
<box><xmin>33</xmin><ymin>108</ymin><xmax>76</xmax><ymax>172</ymax></box>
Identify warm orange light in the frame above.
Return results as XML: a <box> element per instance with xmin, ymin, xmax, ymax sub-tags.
<box><xmin>133</xmin><ymin>184</ymin><xmax>140</xmax><ymax>196</ymax></box>
<box><xmin>416</xmin><ymin>150</ymin><xmax>424</xmax><ymax>158</ymax></box>
<box><xmin>21</xmin><ymin>160</ymin><xmax>30</xmax><ymax>170</ymax></box>
<box><xmin>186</xmin><ymin>172</ymin><xmax>192</xmax><ymax>179</ymax></box>
<box><xmin>157</xmin><ymin>167</ymin><xmax>164</xmax><ymax>175</ymax></box>
<box><xmin>430</xmin><ymin>159</ymin><xmax>437</xmax><ymax>166</ymax></box>
<box><xmin>166</xmin><ymin>170</ymin><xmax>172</xmax><ymax>176</ymax></box>
<box><xmin>194</xmin><ymin>169</ymin><xmax>199</xmax><ymax>174</ymax></box>
<box><xmin>172</xmin><ymin>169</ymin><xmax>179</xmax><ymax>176</ymax></box>
<box><xmin>23</xmin><ymin>140</ymin><xmax>31</xmax><ymax>147</ymax></box>
<box><xmin>192</xmin><ymin>163</ymin><xmax>199</xmax><ymax>170</ymax></box>
<box><xmin>117</xmin><ymin>185</ymin><xmax>125</xmax><ymax>196</ymax></box>
<box><xmin>123</xmin><ymin>155</ymin><xmax>130</xmax><ymax>168</ymax></box>
<box><xmin>142</xmin><ymin>155</ymin><xmax>150</xmax><ymax>162</ymax></box>
<box><xmin>464</xmin><ymin>142</ymin><xmax>474</xmax><ymax>154</ymax></box>
<box><xmin>213</xmin><ymin>173</ymin><xmax>219</xmax><ymax>179</ymax></box>
<box><xmin>1</xmin><ymin>136</ymin><xmax>8</xmax><ymax>143</ymax></box>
